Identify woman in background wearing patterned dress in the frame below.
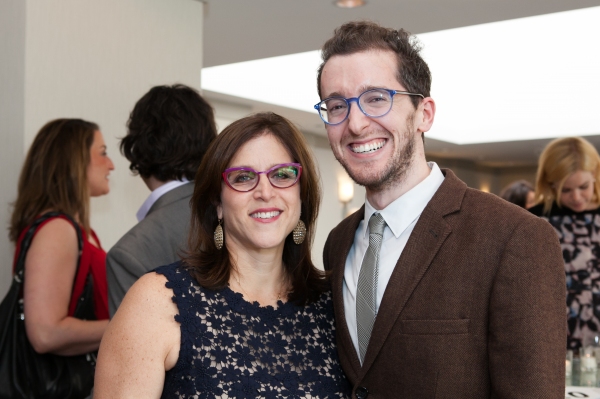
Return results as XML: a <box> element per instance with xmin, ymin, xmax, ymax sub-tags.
<box><xmin>95</xmin><ymin>112</ymin><xmax>350</xmax><ymax>398</ymax></box>
<box><xmin>529</xmin><ymin>136</ymin><xmax>600</xmax><ymax>350</ymax></box>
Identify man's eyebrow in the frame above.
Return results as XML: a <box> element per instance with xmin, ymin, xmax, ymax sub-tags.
<box><xmin>359</xmin><ymin>85</ymin><xmax>385</xmax><ymax>93</ymax></box>
<box><xmin>323</xmin><ymin>85</ymin><xmax>386</xmax><ymax>99</ymax></box>
<box><xmin>323</xmin><ymin>91</ymin><xmax>344</xmax><ymax>99</ymax></box>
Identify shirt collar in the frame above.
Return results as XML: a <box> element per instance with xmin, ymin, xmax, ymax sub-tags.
<box><xmin>136</xmin><ymin>178</ymin><xmax>190</xmax><ymax>222</ymax></box>
<box><xmin>362</xmin><ymin>162</ymin><xmax>445</xmax><ymax>238</ymax></box>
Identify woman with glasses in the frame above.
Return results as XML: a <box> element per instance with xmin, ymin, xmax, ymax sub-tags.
<box><xmin>95</xmin><ymin>112</ymin><xmax>350</xmax><ymax>398</ymax></box>
<box><xmin>529</xmin><ymin>136</ymin><xmax>600</xmax><ymax>350</ymax></box>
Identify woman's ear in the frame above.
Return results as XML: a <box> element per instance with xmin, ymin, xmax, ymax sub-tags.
<box><xmin>217</xmin><ymin>203</ymin><xmax>223</xmax><ymax>220</ymax></box>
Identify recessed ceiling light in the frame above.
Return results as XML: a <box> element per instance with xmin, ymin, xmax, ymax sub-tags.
<box><xmin>335</xmin><ymin>0</ymin><xmax>366</xmax><ymax>8</ymax></box>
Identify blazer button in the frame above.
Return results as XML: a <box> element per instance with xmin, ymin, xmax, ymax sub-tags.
<box><xmin>355</xmin><ymin>386</ymin><xmax>369</xmax><ymax>399</ymax></box>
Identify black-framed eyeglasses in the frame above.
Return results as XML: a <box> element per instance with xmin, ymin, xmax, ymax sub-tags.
<box><xmin>314</xmin><ymin>88</ymin><xmax>424</xmax><ymax>125</ymax></box>
<box><xmin>222</xmin><ymin>163</ymin><xmax>302</xmax><ymax>192</ymax></box>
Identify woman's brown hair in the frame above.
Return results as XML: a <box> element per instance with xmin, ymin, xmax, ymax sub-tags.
<box><xmin>9</xmin><ymin>119</ymin><xmax>98</xmax><ymax>242</ymax></box>
<box><xmin>184</xmin><ymin>112</ymin><xmax>327</xmax><ymax>305</ymax></box>
<box><xmin>535</xmin><ymin>136</ymin><xmax>600</xmax><ymax>214</ymax></box>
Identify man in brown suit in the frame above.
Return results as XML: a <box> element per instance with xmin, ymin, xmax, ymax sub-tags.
<box><xmin>316</xmin><ymin>21</ymin><xmax>566</xmax><ymax>398</ymax></box>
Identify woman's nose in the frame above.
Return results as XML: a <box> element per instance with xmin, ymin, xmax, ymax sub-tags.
<box><xmin>253</xmin><ymin>175</ymin><xmax>274</xmax><ymax>200</ymax></box>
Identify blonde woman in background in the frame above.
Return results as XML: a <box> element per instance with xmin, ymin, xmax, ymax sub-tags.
<box><xmin>529</xmin><ymin>136</ymin><xmax>600</xmax><ymax>350</ymax></box>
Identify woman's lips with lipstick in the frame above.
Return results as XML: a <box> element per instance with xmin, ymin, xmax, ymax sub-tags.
<box><xmin>250</xmin><ymin>210</ymin><xmax>282</xmax><ymax>220</ymax></box>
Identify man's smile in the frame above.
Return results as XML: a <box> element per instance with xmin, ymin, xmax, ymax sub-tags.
<box><xmin>349</xmin><ymin>139</ymin><xmax>386</xmax><ymax>154</ymax></box>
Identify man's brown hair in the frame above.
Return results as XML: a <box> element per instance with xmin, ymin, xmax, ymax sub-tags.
<box><xmin>317</xmin><ymin>20</ymin><xmax>431</xmax><ymax>109</ymax></box>
<box><xmin>121</xmin><ymin>84</ymin><xmax>217</xmax><ymax>182</ymax></box>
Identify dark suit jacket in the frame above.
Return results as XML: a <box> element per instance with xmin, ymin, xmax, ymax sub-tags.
<box><xmin>106</xmin><ymin>183</ymin><xmax>193</xmax><ymax>316</ymax></box>
<box><xmin>323</xmin><ymin>169</ymin><xmax>566</xmax><ymax>399</ymax></box>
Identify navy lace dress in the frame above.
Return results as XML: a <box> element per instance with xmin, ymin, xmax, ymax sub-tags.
<box><xmin>155</xmin><ymin>262</ymin><xmax>350</xmax><ymax>399</ymax></box>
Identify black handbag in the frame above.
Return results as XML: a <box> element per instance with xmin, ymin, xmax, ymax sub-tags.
<box><xmin>0</xmin><ymin>212</ymin><xmax>97</xmax><ymax>399</ymax></box>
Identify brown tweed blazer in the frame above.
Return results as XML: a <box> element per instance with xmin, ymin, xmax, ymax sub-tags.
<box><xmin>323</xmin><ymin>169</ymin><xmax>566</xmax><ymax>399</ymax></box>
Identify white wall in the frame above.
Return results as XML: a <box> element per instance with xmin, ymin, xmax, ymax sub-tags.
<box><xmin>0</xmin><ymin>0</ymin><xmax>204</xmax><ymax>298</ymax></box>
<box><xmin>0</xmin><ymin>0</ymin><xmax>27</xmax><ymax>296</ymax></box>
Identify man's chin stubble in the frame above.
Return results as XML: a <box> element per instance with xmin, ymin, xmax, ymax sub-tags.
<box><xmin>335</xmin><ymin>131</ymin><xmax>416</xmax><ymax>193</ymax></box>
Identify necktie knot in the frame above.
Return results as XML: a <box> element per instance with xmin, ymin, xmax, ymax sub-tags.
<box><xmin>368</xmin><ymin>213</ymin><xmax>386</xmax><ymax>237</ymax></box>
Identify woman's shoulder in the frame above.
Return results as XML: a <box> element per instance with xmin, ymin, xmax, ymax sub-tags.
<box><xmin>36</xmin><ymin>214</ymin><xmax>77</xmax><ymax>233</ymax></box>
<box><xmin>18</xmin><ymin>212</ymin><xmax>82</xmax><ymax>245</ymax></box>
<box><xmin>153</xmin><ymin>261</ymin><xmax>197</xmax><ymax>292</ymax></box>
<box><xmin>527</xmin><ymin>202</ymin><xmax>546</xmax><ymax>216</ymax></box>
<box><xmin>117</xmin><ymin>270</ymin><xmax>177</xmax><ymax>320</ymax></box>
<box><xmin>529</xmin><ymin>202</ymin><xmax>600</xmax><ymax>218</ymax></box>
<box><xmin>25</xmin><ymin>216</ymin><xmax>79</xmax><ymax>254</ymax></box>
<box><xmin>129</xmin><ymin>270</ymin><xmax>172</xmax><ymax>300</ymax></box>
<box><xmin>528</xmin><ymin>202</ymin><xmax>572</xmax><ymax>217</ymax></box>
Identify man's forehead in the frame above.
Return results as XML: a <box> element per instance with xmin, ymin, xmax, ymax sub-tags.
<box><xmin>320</xmin><ymin>50</ymin><xmax>400</xmax><ymax>97</ymax></box>
<box><xmin>323</xmin><ymin>49</ymin><xmax>396</xmax><ymax>69</ymax></box>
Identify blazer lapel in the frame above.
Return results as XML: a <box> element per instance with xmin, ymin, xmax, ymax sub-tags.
<box><xmin>359</xmin><ymin>169</ymin><xmax>466</xmax><ymax>375</ymax></box>
<box><xmin>329</xmin><ymin>207</ymin><xmax>365</xmax><ymax>379</ymax></box>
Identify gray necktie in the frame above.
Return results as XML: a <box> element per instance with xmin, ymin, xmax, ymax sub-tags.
<box><xmin>356</xmin><ymin>212</ymin><xmax>386</xmax><ymax>363</ymax></box>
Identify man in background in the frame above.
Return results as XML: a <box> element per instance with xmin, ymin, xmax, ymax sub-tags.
<box><xmin>107</xmin><ymin>84</ymin><xmax>217</xmax><ymax>316</ymax></box>
<box><xmin>317</xmin><ymin>21</ymin><xmax>566</xmax><ymax>398</ymax></box>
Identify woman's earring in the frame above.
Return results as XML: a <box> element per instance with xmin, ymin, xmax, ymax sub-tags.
<box><xmin>214</xmin><ymin>219</ymin><xmax>224</xmax><ymax>250</ymax></box>
<box><xmin>292</xmin><ymin>219</ymin><xmax>306</xmax><ymax>245</ymax></box>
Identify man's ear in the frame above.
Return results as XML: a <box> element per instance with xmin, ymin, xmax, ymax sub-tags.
<box><xmin>416</xmin><ymin>97</ymin><xmax>436</xmax><ymax>133</ymax></box>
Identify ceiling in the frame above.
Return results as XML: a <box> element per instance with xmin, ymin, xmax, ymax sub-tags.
<box><xmin>201</xmin><ymin>0</ymin><xmax>600</xmax><ymax>167</ymax></box>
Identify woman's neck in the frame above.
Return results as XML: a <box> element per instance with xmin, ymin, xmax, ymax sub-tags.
<box><xmin>227</xmin><ymin>244</ymin><xmax>289</xmax><ymax>307</ymax></box>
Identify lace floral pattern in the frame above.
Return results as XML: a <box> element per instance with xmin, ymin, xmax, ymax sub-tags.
<box><xmin>156</xmin><ymin>262</ymin><xmax>350</xmax><ymax>399</ymax></box>
<box><xmin>532</xmin><ymin>203</ymin><xmax>600</xmax><ymax>349</ymax></box>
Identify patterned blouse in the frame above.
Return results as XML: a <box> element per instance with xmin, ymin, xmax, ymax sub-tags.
<box><xmin>155</xmin><ymin>262</ymin><xmax>350</xmax><ymax>399</ymax></box>
<box><xmin>530</xmin><ymin>203</ymin><xmax>600</xmax><ymax>349</ymax></box>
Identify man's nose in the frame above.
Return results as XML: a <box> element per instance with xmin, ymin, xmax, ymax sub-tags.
<box><xmin>347</xmin><ymin>101</ymin><xmax>369</xmax><ymax>135</ymax></box>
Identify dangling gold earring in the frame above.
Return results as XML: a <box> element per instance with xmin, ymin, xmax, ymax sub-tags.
<box><xmin>214</xmin><ymin>219</ymin><xmax>224</xmax><ymax>250</ymax></box>
<box><xmin>292</xmin><ymin>219</ymin><xmax>306</xmax><ymax>245</ymax></box>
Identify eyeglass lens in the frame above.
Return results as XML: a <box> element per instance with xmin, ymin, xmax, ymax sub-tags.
<box><xmin>226</xmin><ymin>164</ymin><xmax>300</xmax><ymax>191</ymax></box>
<box><xmin>319</xmin><ymin>88</ymin><xmax>392</xmax><ymax>124</ymax></box>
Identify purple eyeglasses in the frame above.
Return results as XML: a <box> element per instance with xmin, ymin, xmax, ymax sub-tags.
<box><xmin>222</xmin><ymin>163</ymin><xmax>302</xmax><ymax>192</ymax></box>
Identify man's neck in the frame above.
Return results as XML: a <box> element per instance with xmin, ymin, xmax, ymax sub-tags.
<box><xmin>366</xmin><ymin>157</ymin><xmax>431</xmax><ymax>210</ymax></box>
<box><xmin>142</xmin><ymin>175</ymin><xmax>169</xmax><ymax>191</ymax></box>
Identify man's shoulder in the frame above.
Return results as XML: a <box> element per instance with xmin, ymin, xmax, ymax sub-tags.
<box><xmin>149</xmin><ymin>182</ymin><xmax>194</xmax><ymax>215</ymax></box>
<box><xmin>435</xmin><ymin>185</ymin><xmax>555</xmax><ymax>245</ymax></box>
<box><xmin>146</xmin><ymin>195</ymin><xmax>192</xmax><ymax>222</ymax></box>
<box><xmin>107</xmin><ymin>200</ymin><xmax>191</xmax><ymax>264</ymax></box>
<box><xmin>115</xmin><ymin>204</ymin><xmax>189</xmax><ymax>243</ymax></box>
<box><xmin>394</xmin><ymin>171</ymin><xmax>549</xmax><ymax>250</ymax></box>
<box><xmin>462</xmin><ymin>187</ymin><xmax>537</xmax><ymax>219</ymax></box>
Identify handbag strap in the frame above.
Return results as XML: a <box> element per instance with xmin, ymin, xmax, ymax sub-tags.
<box><xmin>13</xmin><ymin>212</ymin><xmax>84</xmax><ymax>287</ymax></box>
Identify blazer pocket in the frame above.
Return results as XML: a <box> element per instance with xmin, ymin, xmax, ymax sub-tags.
<box><xmin>400</xmin><ymin>319</ymin><xmax>469</xmax><ymax>335</ymax></box>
